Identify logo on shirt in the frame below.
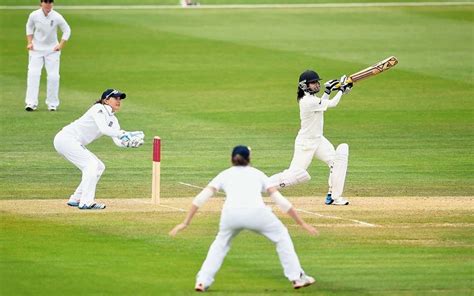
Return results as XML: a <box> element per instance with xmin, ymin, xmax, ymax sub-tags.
<box><xmin>108</xmin><ymin>121</ymin><xmax>113</xmax><ymax>127</ymax></box>
<box><xmin>50</xmin><ymin>20</ymin><xmax>54</xmax><ymax>27</ymax></box>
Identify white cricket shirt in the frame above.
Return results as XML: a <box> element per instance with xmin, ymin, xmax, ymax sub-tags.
<box><xmin>208</xmin><ymin>166</ymin><xmax>272</xmax><ymax>210</ymax></box>
<box><xmin>26</xmin><ymin>9</ymin><xmax>71</xmax><ymax>51</ymax></box>
<box><xmin>296</xmin><ymin>91</ymin><xmax>342</xmax><ymax>141</ymax></box>
<box><xmin>61</xmin><ymin>104</ymin><xmax>122</xmax><ymax>146</ymax></box>
<box><xmin>296</xmin><ymin>94</ymin><xmax>329</xmax><ymax>140</ymax></box>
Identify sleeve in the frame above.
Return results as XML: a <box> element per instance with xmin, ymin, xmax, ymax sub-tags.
<box><xmin>91</xmin><ymin>105</ymin><xmax>123</xmax><ymax>138</ymax></box>
<box><xmin>26</xmin><ymin>13</ymin><xmax>35</xmax><ymax>35</ymax></box>
<box><xmin>192</xmin><ymin>187</ymin><xmax>214</xmax><ymax>208</ymax></box>
<box><xmin>261</xmin><ymin>172</ymin><xmax>273</xmax><ymax>193</ymax></box>
<box><xmin>208</xmin><ymin>172</ymin><xmax>224</xmax><ymax>191</ymax></box>
<box><xmin>111</xmin><ymin>120</ymin><xmax>125</xmax><ymax>147</ymax></box>
<box><xmin>325</xmin><ymin>91</ymin><xmax>343</xmax><ymax>108</ymax></box>
<box><xmin>270</xmin><ymin>191</ymin><xmax>293</xmax><ymax>213</ymax></box>
<box><xmin>58</xmin><ymin>14</ymin><xmax>71</xmax><ymax>40</ymax></box>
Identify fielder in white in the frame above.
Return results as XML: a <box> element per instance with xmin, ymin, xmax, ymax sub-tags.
<box><xmin>169</xmin><ymin>146</ymin><xmax>318</xmax><ymax>291</ymax></box>
<box><xmin>53</xmin><ymin>89</ymin><xmax>145</xmax><ymax>210</ymax></box>
<box><xmin>25</xmin><ymin>0</ymin><xmax>71</xmax><ymax>112</ymax></box>
<box><xmin>269</xmin><ymin>70</ymin><xmax>353</xmax><ymax>206</ymax></box>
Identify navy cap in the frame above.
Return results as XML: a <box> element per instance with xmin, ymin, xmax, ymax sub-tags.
<box><xmin>101</xmin><ymin>89</ymin><xmax>126</xmax><ymax>100</ymax></box>
<box><xmin>232</xmin><ymin>145</ymin><xmax>251</xmax><ymax>161</ymax></box>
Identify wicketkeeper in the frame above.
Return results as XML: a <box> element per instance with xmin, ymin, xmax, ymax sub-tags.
<box><xmin>269</xmin><ymin>70</ymin><xmax>353</xmax><ymax>205</ymax></box>
<box><xmin>169</xmin><ymin>145</ymin><xmax>317</xmax><ymax>291</ymax></box>
<box><xmin>53</xmin><ymin>89</ymin><xmax>145</xmax><ymax>210</ymax></box>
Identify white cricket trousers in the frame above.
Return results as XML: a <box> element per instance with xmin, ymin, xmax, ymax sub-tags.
<box><xmin>53</xmin><ymin>131</ymin><xmax>105</xmax><ymax>206</ymax></box>
<box><xmin>196</xmin><ymin>207</ymin><xmax>305</xmax><ymax>287</ymax></box>
<box><xmin>25</xmin><ymin>50</ymin><xmax>61</xmax><ymax>108</ymax></box>
<box><xmin>288</xmin><ymin>136</ymin><xmax>335</xmax><ymax>189</ymax></box>
<box><xmin>289</xmin><ymin>136</ymin><xmax>336</xmax><ymax>171</ymax></box>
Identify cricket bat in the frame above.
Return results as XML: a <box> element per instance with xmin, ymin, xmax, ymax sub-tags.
<box><xmin>335</xmin><ymin>56</ymin><xmax>398</xmax><ymax>88</ymax></box>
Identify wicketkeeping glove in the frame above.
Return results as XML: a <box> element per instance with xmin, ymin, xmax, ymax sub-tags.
<box><xmin>129</xmin><ymin>136</ymin><xmax>144</xmax><ymax>148</ymax></box>
<box><xmin>119</xmin><ymin>131</ymin><xmax>145</xmax><ymax>148</ymax></box>
<box><xmin>324</xmin><ymin>79</ymin><xmax>339</xmax><ymax>95</ymax></box>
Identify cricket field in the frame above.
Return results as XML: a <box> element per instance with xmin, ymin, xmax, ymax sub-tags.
<box><xmin>0</xmin><ymin>1</ymin><xmax>472</xmax><ymax>295</ymax></box>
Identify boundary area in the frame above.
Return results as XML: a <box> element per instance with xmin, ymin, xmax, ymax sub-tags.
<box><xmin>1</xmin><ymin>2</ymin><xmax>473</xmax><ymax>10</ymax></box>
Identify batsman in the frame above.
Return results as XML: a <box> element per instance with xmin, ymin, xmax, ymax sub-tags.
<box><xmin>269</xmin><ymin>70</ymin><xmax>353</xmax><ymax>205</ymax></box>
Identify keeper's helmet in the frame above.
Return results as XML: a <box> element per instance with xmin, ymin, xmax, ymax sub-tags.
<box><xmin>298</xmin><ymin>70</ymin><xmax>321</xmax><ymax>93</ymax></box>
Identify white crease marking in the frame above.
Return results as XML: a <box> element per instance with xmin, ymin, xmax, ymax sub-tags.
<box><xmin>179</xmin><ymin>181</ymin><xmax>378</xmax><ymax>227</ymax></box>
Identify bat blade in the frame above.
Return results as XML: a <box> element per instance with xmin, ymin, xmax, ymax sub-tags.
<box><xmin>349</xmin><ymin>56</ymin><xmax>398</xmax><ymax>83</ymax></box>
<box><xmin>334</xmin><ymin>56</ymin><xmax>398</xmax><ymax>88</ymax></box>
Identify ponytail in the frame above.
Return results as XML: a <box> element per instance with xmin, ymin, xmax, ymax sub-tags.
<box><xmin>297</xmin><ymin>88</ymin><xmax>305</xmax><ymax>102</ymax></box>
<box><xmin>94</xmin><ymin>98</ymin><xmax>107</xmax><ymax>105</ymax></box>
<box><xmin>232</xmin><ymin>154</ymin><xmax>249</xmax><ymax>166</ymax></box>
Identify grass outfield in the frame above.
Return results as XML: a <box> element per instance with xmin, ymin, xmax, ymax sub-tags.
<box><xmin>4</xmin><ymin>0</ymin><xmax>473</xmax><ymax>6</ymax></box>
<box><xmin>0</xmin><ymin>3</ymin><xmax>473</xmax><ymax>295</ymax></box>
<box><xmin>1</xmin><ymin>5</ymin><xmax>473</xmax><ymax>199</ymax></box>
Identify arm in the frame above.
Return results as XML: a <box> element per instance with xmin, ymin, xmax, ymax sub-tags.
<box><xmin>91</xmin><ymin>106</ymin><xmax>123</xmax><ymax>138</ymax></box>
<box><xmin>325</xmin><ymin>90</ymin><xmax>343</xmax><ymax>108</ymax></box>
<box><xmin>267</xmin><ymin>187</ymin><xmax>318</xmax><ymax>235</ymax></box>
<box><xmin>26</xmin><ymin>35</ymin><xmax>33</xmax><ymax>50</ymax></box>
<box><xmin>169</xmin><ymin>186</ymin><xmax>216</xmax><ymax>237</ymax></box>
<box><xmin>26</xmin><ymin>15</ymin><xmax>34</xmax><ymax>50</ymax></box>
<box><xmin>54</xmin><ymin>16</ymin><xmax>71</xmax><ymax>51</ymax></box>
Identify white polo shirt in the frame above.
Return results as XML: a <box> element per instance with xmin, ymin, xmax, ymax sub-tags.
<box><xmin>61</xmin><ymin>104</ymin><xmax>122</xmax><ymax>146</ymax></box>
<box><xmin>26</xmin><ymin>8</ymin><xmax>71</xmax><ymax>51</ymax></box>
<box><xmin>209</xmin><ymin>166</ymin><xmax>272</xmax><ymax>210</ymax></box>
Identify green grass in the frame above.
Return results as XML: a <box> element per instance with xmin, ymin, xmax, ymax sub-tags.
<box><xmin>0</xmin><ymin>3</ymin><xmax>473</xmax><ymax>295</ymax></box>
<box><xmin>0</xmin><ymin>6</ymin><xmax>472</xmax><ymax>199</ymax></box>
<box><xmin>3</xmin><ymin>0</ymin><xmax>472</xmax><ymax>5</ymax></box>
<box><xmin>1</xmin><ymin>200</ymin><xmax>473</xmax><ymax>295</ymax></box>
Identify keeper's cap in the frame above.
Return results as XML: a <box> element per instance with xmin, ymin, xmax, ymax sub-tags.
<box><xmin>231</xmin><ymin>145</ymin><xmax>251</xmax><ymax>161</ymax></box>
<box><xmin>101</xmin><ymin>89</ymin><xmax>126</xmax><ymax>100</ymax></box>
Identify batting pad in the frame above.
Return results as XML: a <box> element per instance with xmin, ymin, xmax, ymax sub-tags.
<box><xmin>269</xmin><ymin>168</ymin><xmax>311</xmax><ymax>189</ymax></box>
<box><xmin>331</xmin><ymin>144</ymin><xmax>349</xmax><ymax>199</ymax></box>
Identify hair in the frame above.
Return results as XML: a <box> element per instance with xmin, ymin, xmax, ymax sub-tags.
<box><xmin>297</xmin><ymin>87</ymin><xmax>305</xmax><ymax>101</ymax></box>
<box><xmin>41</xmin><ymin>0</ymin><xmax>54</xmax><ymax>3</ymax></box>
<box><xmin>95</xmin><ymin>98</ymin><xmax>106</xmax><ymax>104</ymax></box>
<box><xmin>231</xmin><ymin>154</ymin><xmax>249</xmax><ymax>166</ymax></box>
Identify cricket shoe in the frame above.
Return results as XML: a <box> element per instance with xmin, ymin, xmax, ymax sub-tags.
<box><xmin>48</xmin><ymin>105</ymin><xmax>57</xmax><ymax>111</ymax></box>
<box><xmin>25</xmin><ymin>104</ymin><xmax>37</xmax><ymax>111</ymax></box>
<box><xmin>78</xmin><ymin>203</ymin><xmax>106</xmax><ymax>210</ymax></box>
<box><xmin>194</xmin><ymin>283</ymin><xmax>208</xmax><ymax>292</ymax></box>
<box><xmin>67</xmin><ymin>200</ymin><xmax>80</xmax><ymax>207</ymax></box>
<box><xmin>325</xmin><ymin>193</ymin><xmax>334</xmax><ymax>205</ymax></box>
<box><xmin>292</xmin><ymin>273</ymin><xmax>316</xmax><ymax>289</ymax></box>
<box><xmin>332</xmin><ymin>198</ymin><xmax>349</xmax><ymax>206</ymax></box>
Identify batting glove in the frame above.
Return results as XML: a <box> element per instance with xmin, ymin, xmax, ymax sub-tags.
<box><xmin>324</xmin><ymin>79</ymin><xmax>339</xmax><ymax>95</ymax></box>
<box><xmin>338</xmin><ymin>75</ymin><xmax>353</xmax><ymax>94</ymax></box>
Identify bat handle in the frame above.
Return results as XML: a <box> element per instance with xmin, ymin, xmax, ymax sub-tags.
<box><xmin>333</xmin><ymin>77</ymin><xmax>352</xmax><ymax>90</ymax></box>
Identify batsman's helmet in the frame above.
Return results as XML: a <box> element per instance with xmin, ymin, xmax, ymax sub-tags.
<box><xmin>297</xmin><ymin>70</ymin><xmax>321</xmax><ymax>99</ymax></box>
